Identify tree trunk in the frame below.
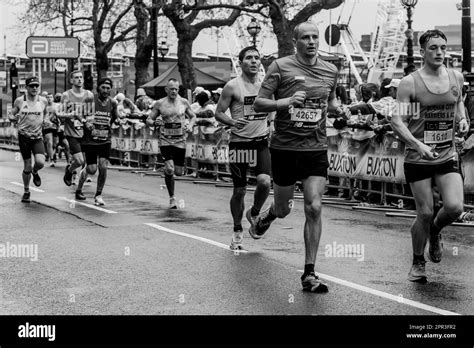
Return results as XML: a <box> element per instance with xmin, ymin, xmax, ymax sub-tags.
<box><xmin>95</xmin><ymin>44</ymin><xmax>109</xmax><ymax>82</ymax></box>
<box><xmin>177</xmin><ymin>35</ymin><xmax>197</xmax><ymax>92</ymax></box>
<box><xmin>134</xmin><ymin>0</ymin><xmax>153</xmax><ymax>91</ymax></box>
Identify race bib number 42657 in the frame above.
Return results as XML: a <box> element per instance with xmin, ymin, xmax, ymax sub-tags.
<box><xmin>290</xmin><ymin>108</ymin><xmax>322</xmax><ymax>123</ymax></box>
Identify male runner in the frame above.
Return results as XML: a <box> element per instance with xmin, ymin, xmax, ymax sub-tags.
<box><xmin>146</xmin><ymin>78</ymin><xmax>196</xmax><ymax>208</ymax></box>
<box><xmin>253</xmin><ymin>21</ymin><xmax>350</xmax><ymax>292</ymax></box>
<box><xmin>391</xmin><ymin>29</ymin><xmax>468</xmax><ymax>282</ymax></box>
<box><xmin>57</xmin><ymin>70</ymin><xmax>94</xmax><ymax>186</ymax></box>
<box><xmin>42</xmin><ymin>93</ymin><xmax>59</xmax><ymax>167</ymax></box>
<box><xmin>9</xmin><ymin>76</ymin><xmax>48</xmax><ymax>202</ymax></box>
<box><xmin>215</xmin><ymin>46</ymin><xmax>272</xmax><ymax>250</ymax></box>
<box><xmin>74</xmin><ymin>78</ymin><xmax>118</xmax><ymax>206</ymax></box>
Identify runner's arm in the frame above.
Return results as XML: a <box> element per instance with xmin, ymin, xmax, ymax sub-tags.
<box><xmin>184</xmin><ymin>101</ymin><xmax>196</xmax><ymax>130</ymax></box>
<box><xmin>327</xmin><ymin>95</ymin><xmax>351</xmax><ymax>119</ymax></box>
<box><xmin>8</xmin><ymin>97</ymin><xmax>22</xmax><ymax>123</ymax></box>
<box><xmin>215</xmin><ymin>83</ymin><xmax>237</xmax><ymax>127</ymax></box>
<box><xmin>146</xmin><ymin>101</ymin><xmax>162</xmax><ymax>126</ymax></box>
<box><xmin>454</xmin><ymin>71</ymin><xmax>469</xmax><ymax>135</ymax></box>
<box><xmin>391</xmin><ymin>76</ymin><xmax>438</xmax><ymax>160</ymax></box>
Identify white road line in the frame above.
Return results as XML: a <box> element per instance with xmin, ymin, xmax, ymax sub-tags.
<box><xmin>144</xmin><ymin>223</ymin><xmax>248</xmax><ymax>254</ymax></box>
<box><xmin>145</xmin><ymin>222</ymin><xmax>458</xmax><ymax>315</ymax></box>
<box><xmin>56</xmin><ymin>196</ymin><xmax>117</xmax><ymax>214</ymax></box>
<box><xmin>297</xmin><ymin>270</ymin><xmax>460</xmax><ymax>316</ymax></box>
<box><xmin>11</xmin><ymin>182</ymin><xmax>45</xmax><ymax>193</ymax></box>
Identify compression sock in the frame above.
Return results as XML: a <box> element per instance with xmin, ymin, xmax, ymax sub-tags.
<box><xmin>165</xmin><ymin>174</ymin><xmax>175</xmax><ymax>197</ymax></box>
<box><xmin>302</xmin><ymin>264</ymin><xmax>315</xmax><ymax>278</ymax></box>
<box><xmin>233</xmin><ymin>224</ymin><xmax>243</xmax><ymax>232</ymax></box>
<box><xmin>250</xmin><ymin>206</ymin><xmax>260</xmax><ymax>217</ymax></box>
<box><xmin>413</xmin><ymin>254</ymin><xmax>425</xmax><ymax>264</ymax></box>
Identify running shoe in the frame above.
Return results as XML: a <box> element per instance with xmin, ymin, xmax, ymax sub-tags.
<box><xmin>408</xmin><ymin>260</ymin><xmax>427</xmax><ymax>283</ymax></box>
<box><xmin>86</xmin><ymin>177</ymin><xmax>92</xmax><ymax>183</ymax></box>
<box><xmin>63</xmin><ymin>165</ymin><xmax>73</xmax><ymax>186</ymax></box>
<box><xmin>426</xmin><ymin>233</ymin><xmax>443</xmax><ymax>263</ymax></box>
<box><xmin>248</xmin><ymin>207</ymin><xmax>273</xmax><ymax>239</ymax></box>
<box><xmin>75</xmin><ymin>191</ymin><xmax>86</xmax><ymax>201</ymax></box>
<box><xmin>49</xmin><ymin>162</ymin><xmax>55</xmax><ymax>168</ymax></box>
<box><xmin>301</xmin><ymin>272</ymin><xmax>329</xmax><ymax>293</ymax></box>
<box><xmin>32</xmin><ymin>171</ymin><xmax>41</xmax><ymax>187</ymax></box>
<box><xmin>21</xmin><ymin>192</ymin><xmax>31</xmax><ymax>203</ymax></box>
<box><xmin>169</xmin><ymin>197</ymin><xmax>177</xmax><ymax>209</ymax></box>
<box><xmin>230</xmin><ymin>231</ymin><xmax>244</xmax><ymax>250</ymax></box>
<box><xmin>94</xmin><ymin>195</ymin><xmax>105</xmax><ymax>206</ymax></box>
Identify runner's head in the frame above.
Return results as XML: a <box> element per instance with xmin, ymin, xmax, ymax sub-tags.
<box><xmin>419</xmin><ymin>29</ymin><xmax>447</xmax><ymax>68</ymax></box>
<box><xmin>69</xmin><ymin>70</ymin><xmax>84</xmax><ymax>88</ymax></box>
<box><xmin>97</xmin><ymin>77</ymin><xmax>113</xmax><ymax>99</ymax></box>
<box><xmin>165</xmin><ymin>78</ymin><xmax>180</xmax><ymax>100</ymax></box>
<box><xmin>293</xmin><ymin>21</ymin><xmax>319</xmax><ymax>59</ymax></box>
<box><xmin>54</xmin><ymin>93</ymin><xmax>62</xmax><ymax>103</ymax></box>
<box><xmin>25</xmin><ymin>76</ymin><xmax>40</xmax><ymax>97</ymax></box>
<box><xmin>46</xmin><ymin>93</ymin><xmax>54</xmax><ymax>104</ymax></box>
<box><xmin>238</xmin><ymin>46</ymin><xmax>261</xmax><ymax>77</ymax></box>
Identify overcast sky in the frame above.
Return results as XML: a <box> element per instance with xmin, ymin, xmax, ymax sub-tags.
<box><xmin>0</xmin><ymin>0</ymin><xmax>468</xmax><ymax>57</ymax></box>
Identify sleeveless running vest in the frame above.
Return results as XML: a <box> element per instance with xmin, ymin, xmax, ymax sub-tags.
<box><xmin>405</xmin><ymin>68</ymin><xmax>460</xmax><ymax>164</ymax></box>
<box><xmin>16</xmin><ymin>95</ymin><xmax>46</xmax><ymax>139</ymax></box>
<box><xmin>229</xmin><ymin>76</ymin><xmax>269</xmax><ymax>142</ymax></box>
<box><xmin>61</xmin><ymin>89</ymin><xmax>94</xmax><ymax>138</ymax></box>
<box><xmin>158</xmin><ymin>96</ymin><xmax>188</xmax><ymax>149</ymax></box>
<box><xmin>82</xmin><ymin>95</ymin><xmax>115</xmax><ymax>145</ymax></box>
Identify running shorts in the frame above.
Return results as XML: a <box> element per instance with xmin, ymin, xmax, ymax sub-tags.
<box><xmin>229</xmin><ymin>139</ymin><xmax>271</xmax><ymax>188</ymax></box>
<box><xmin>270</xmin><ymin>149</ymin><xmax>329</xmax><ymax>186</ymax></box>
<box><xmin>404</xmin><ymin>159</ymin><xmax>461</xmax><ymax>183</ymax></box>
<box><xmin>81</xmin><ymin>143</ymin><xmax>111</xmax><ymax>165</ymax></box>
<box><xmin>18</xmin><ymin>134</ymin><xmax>45</xmax><ymax>160</ymax></box>
<box><xmin>160</xmin><ymin>146</ymin><xmax>186</xmax><ymax>167</ymax></box>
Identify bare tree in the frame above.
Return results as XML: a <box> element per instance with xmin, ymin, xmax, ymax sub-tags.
<box><xmin>161</xmin><ymin>1</ymin><xmax>266</xmax><ymax>91</ymax></box>
<box><xmin>268</xmin><ymin>0</ymin><xmax>345</xmax><ymax>58</ymax></box>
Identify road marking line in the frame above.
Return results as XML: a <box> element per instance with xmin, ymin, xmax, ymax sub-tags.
<box><xmin>144</xmin><ymin>223</ymin><xmax>248</xmax><ymax>254</ymax></box>
<box><xmin>57</xmin><ymin>196</ymin><xmax>117</xmax><ymax>214</ymax></box>
<box><xmin>146</xmin><ymin>222</ymin><xmax>457</xmax><ymax>315</ymax></box>
<box><xmin>297</xmin><ymin>270</ymin><xmax>460</xmax><ymax>316</ymax></box>
<box><xmin>11</xmin><ymin>182</ymin><xmax>44</xmax><ymax>192</ymax></box>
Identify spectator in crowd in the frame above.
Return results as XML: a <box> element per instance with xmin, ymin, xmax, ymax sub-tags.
<box><xmin>211</xmin><ymin>87</ymin><xmax>223</xmax><ymax>104</ymax></box>
<box><xmin>135</xmin><ymin>88</ymin><xmax>153</xmax><ymax>113</ymax></box>
<box><xmin>191</xmin><ymin>86</ymin><xmax>205</xmax><ymax>113</ymax></box>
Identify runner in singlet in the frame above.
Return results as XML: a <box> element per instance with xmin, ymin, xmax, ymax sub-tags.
<box><xmin>253</xmin><ymin>22</ymin><xmax>350</xmax><ymax>293</ymax></box>
<box><xmin>392</xmin><ymin>29</ymin><xmax>469</xmax><ymax>283</ymax></box>
<box><xmin>8</xmin><ymin>76</ymin><xmax>48</xmax><ymax>203</ymax></box>
<box><xmin>215</xmin><ymin>46</ymin><xmax>272</xmax><ymax>250</ymax></box>
<box><xmin>74</xmin><ymin>78</ymin><xmax>118</xmax><ymax>206</ymax></box>
<box><xmin>42</xmin><ymin>93</ymin><xmax>59</xmax><ymax>167</ymax></box>
<box><xmin>146</xmin><ymin>78</ymin><xmax>196</xmax><ymax>209</ymax></box>
<box><xmin>57</xmin><ymin>70</ymin><xmax>94</xmax><ymax>186</ymax></box>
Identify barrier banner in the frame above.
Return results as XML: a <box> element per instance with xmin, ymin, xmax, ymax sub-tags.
<box><xmin>185</xmin><ymin>126</ymin><xmax>229</xmax><ymax>164</ymax></box>
<box><xmin>110</xmin><ymin>124</ymin><xmax>160</xmax><ymax>154</ymax></box>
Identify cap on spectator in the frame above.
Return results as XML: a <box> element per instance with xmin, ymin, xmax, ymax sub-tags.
<box><xmin>26</xmin><ymin>76</ymin><xmax>40</xmax><ymax>86</ymax></box>
<box><xmin>384</xmin><ymin>79</ymin><xmax>401</xmax><ymax>89</ymax></box>
<box><xmin>98</xmin><ymin>77</ymin><xmax>113</xmax><ymax>87</ymax></box>
<box><xmin>136</xmin><ymin>88</ymin><xmax>147</xmax><ymax>97</ymax></box>
<box><xmin>212</xmin><ymin>87</ymin><xmax>223</xmax><ymax>95</ymax></box>
<box><xmin>193</xmin><ymin>86</ymin><xmax>204</xmax><ymax>95</ymax></box>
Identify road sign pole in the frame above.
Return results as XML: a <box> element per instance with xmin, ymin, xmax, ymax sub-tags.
<box><xmin>54</xmin><ymin>69</ymin><xmax>57</xmax><ymax>95</ymax></box>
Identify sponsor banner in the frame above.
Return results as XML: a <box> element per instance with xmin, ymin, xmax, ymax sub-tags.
<box><xmin>328</xmin><ymin>133</ymin><xmax>406</xmax><ymax>183</ymax></box>
<box><xmin>185</xmin><ymin>126</ymin><xmax>229</xmax><ymax>164</ymax></box>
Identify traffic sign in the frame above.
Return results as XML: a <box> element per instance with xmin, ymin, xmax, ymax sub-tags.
<box><xmin>26</xmin><ymin>36</ymin><xmax>80</xmax><ymax>59</ymax></box>
<box><xmin>55</xmin><ymin>59</ymin><xmax>68</xmax><ymax>72</ymax></box>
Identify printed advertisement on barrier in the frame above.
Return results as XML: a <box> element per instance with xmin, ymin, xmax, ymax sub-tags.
<box><xmin>328</xmin><ymin>133</ymin><xmax>406</xmax><ymax>183</ymax></box>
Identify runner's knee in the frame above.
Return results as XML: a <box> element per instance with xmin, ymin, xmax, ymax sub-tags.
<box><xmin>304</xmin><ymin>200</ymin><xmax>322</xmax><ymax>220</ymax></box>
<box><xmin>256</xmin><ymin>174</ymin><xmax>271</xmax><ymax>189</ymax></box>
<box><xmin>86</xmin><ymin>165</ymin><xmax>97</xmax><ymax>175</ymax></box>
<box><xmin>416</xmin><ymin>207</ymin><xmax>434</xmax><ymax>224</ymax></box>
<box><xmin>164</xmin><ymin>167</ymin><xmax>174</xmax><ymax>176</ymax></box>
<box><xmin>443</xmin><ymin>203</ymin><xmax>464</xmax><ymax>220</ymax></box>
<box><xmin>232</xmin><ymin>187</ymin><xmax>247</xmax><ymax>199</ymax></box>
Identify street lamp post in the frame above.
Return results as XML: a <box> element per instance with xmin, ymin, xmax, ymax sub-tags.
<box><xmin>159</xmin><ymin>40</ymin><xmax>169</xmax><ymax>62</ymax></box>
<box><xmin>401</xmin><ymin>0</ymin><xmax>418</xmax><ymax>74</ymax></box>
<box><xmin>151</xmin><ymin>0</ymin><xmax>159</xmax><ymax>98</ymax></box>
<box><xmin>246</xmin><ymin>18</ymin><xmax>261</xmax><ymax>48</ymax></box>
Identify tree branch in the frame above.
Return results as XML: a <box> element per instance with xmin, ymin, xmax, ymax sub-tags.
<box><xmin>110</xmin><ymin>0</ymin><xmax>134</xmax><ymax>36</ymax></box>
<box><xmin>193</xmin><ymin>8</ymin><xmax>242</xmax><ymax>32</ymax></box>
<box><xmin>290</xmin><ymin>0</ymin><xmax>343</xmax><ymax>27</ymax></box>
